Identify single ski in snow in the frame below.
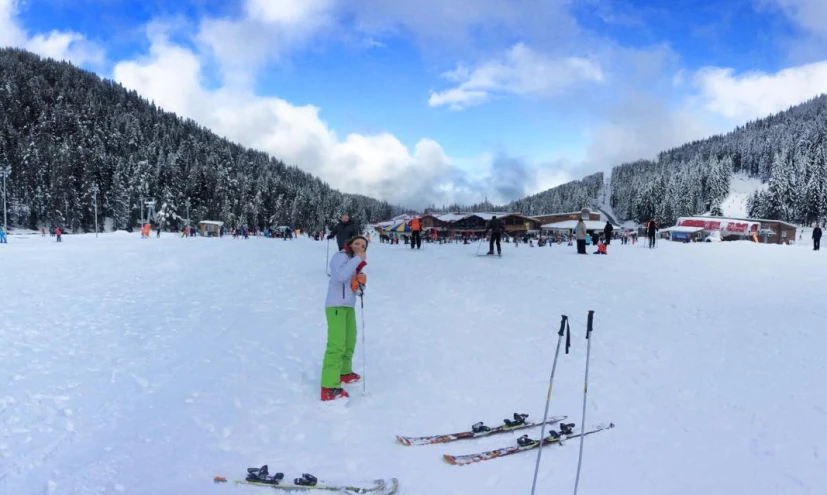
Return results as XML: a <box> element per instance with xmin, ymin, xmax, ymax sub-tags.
<box><xmin>397</xmin><ymin>413</ymin><xmax>567</xmax><ymax>446</ymax></box>
<box><xmin>215</xmin><ymin>466</ymin><xmax>398</xmax><ymax>494</ymax></box>
<box><xmin>443</xmin><ymin>422</ymin><xmax>614</xmax><ymax>466</ymax></box>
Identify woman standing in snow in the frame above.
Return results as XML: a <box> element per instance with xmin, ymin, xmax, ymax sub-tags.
<box><xmin>575</xmin><ymin>219</ymin><xmax>587</xmax><ymax>254</ymax></box>
<box><xmin>321</xmin><ymin>235</ymin><xmax>368</xmax><ymax>402</ymax></box>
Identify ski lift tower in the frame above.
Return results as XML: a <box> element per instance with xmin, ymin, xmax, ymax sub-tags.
<box><xmin>144</xmin><ymin>200</ymin><xmax>156</xmax><ymax>224</ymax></box>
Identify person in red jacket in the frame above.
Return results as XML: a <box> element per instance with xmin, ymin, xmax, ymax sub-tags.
<box><xmin>55</xmin><ymin>227</ymin><xmax>62</xmax><ymax>242</ymax></box>
<box><xmin>408</xmin><ymin>216</ymin><xmax>422</xmax><ymax>249</ymax></box>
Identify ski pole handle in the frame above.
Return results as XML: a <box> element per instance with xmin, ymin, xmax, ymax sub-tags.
<box><xmin>558</xmin><ymin>315</ymin><xmax>568</xmax><ymax>336</ymax></box>
<box><xmin>586</xmin><ymin>310</ymin><xmax>594</xmax><ymax>339</ymax></box>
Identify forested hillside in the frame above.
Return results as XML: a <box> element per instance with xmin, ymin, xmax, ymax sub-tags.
<box><xmin>425</xmin><ymin>172</ymin><xmax>604</xmax><ymax>216</ymax></box>
<box><xmin>0</xmin><ymin>49</ymin><xmax>397</xmax><ymax>232</ymax></box>
<box><xmin>610</xmin><ymin>95</ymin><xmax>827</xmax><ymax>225</ymax></box>
<box><xmin>504</xmin><ymin>172</ymin><xmax>604</xmax><ymax>215</ymax></box>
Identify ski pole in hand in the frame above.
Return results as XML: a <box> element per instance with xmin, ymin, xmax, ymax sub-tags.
<box><xmin>530</xmin><ymin>315</ymin><xmax>571</xmax><ymax>495</ymax></box>
<box><xmin>475</xmin><ymin>235</ymin><xmax>484</xmax><ymax>256</ymax></box>
<box><xmin>326</xmin><ymin>238</ymin><xmax>330</xmax><ymax>276</ymax></box>
<box><xmin>573</xmin><ymin>310</ymin><xmax>595</xmax><ymax>495</ymax></box>
<box><xmin>359</xmin><ymin>285</ymin><xmax>366</xmax><ymax>395</ymax></box>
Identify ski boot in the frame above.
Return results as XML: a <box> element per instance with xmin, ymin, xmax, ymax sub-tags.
<box><xmin>321</xmin><ymin>387</ymin><xmax>349</xmax><ymax>401</ymax></box>
<box><xmin>340</xmin><ymin>372</ymin><xmax>361</xmax><ymax>384</ymax></box>
<box><xmin>504</xmin><ymin>413</ymin><xmax>529</xmax><ymax>427</ymax></box>
<box><xmin>294</xmin><ymin>473</ymin><xmax>318</xmax><ymax>487</ymax></box>
<box><xmin>246</xmin><ymin>465</ymin><xmax>284</xmax><ymax>484</ymax></box>
<box><xmin>517</xmin><ymin>434</ymin><xmax>538</xmax><ymax>448</ymax></box>
<box><xmin>472</xmin><ymin>422</ymin><xmax>491</xmax><ymax>434</ymax></box>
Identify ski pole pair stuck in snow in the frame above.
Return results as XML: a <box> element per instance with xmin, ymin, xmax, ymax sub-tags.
<box><xmin>532</xmin><ymin>311</ymin><xmax>597</xmax><ymax>495</ymax></box>
<box><xmin>396</xmin><ymin>311</ymin><xmax>612</xmax><ymax>488</ymax></box>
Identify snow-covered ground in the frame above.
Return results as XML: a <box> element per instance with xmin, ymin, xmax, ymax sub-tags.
<box><xmin>721</xmin><ymin>174</ymin><xmax>767</xmax><ymax>218</ymax></box>
<box><xmin>2</xmin><ymin>234</ymin><xmax>826</xmax><ymax>495</ymax></box>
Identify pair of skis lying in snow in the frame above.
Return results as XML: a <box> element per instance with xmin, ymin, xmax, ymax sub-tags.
<box><xmin>213</xmin><ymin>413</ymin><xmax>612</xmax><ymax>492</ymax></box>
<box><xmin>397</xmin><ymin>412</ymin><xmax>614</xmax><ymax>466</ymax></box>
<box><xmin>214</xmin><ymin>466</ymin><xmax>399</xmax><ymax>494</ymax></box>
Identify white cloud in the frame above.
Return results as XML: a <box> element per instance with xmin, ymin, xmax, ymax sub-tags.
<box><xmin>757</xmin><ymin>0</ymin><xmax>827</xmax><ymax>38</ymax></box>
<box><xmin>0</xmin><ymin>0</ymin><xmax>26</xmax><ymax>47</ymax></box>
<box><xmin>113</xmin><ymin>34</ymin><xmax>504</xmax><ymax>208</ymax></box>
<box><xmin>429</xmin><ymin>42</ymin><xmax>604</xmax><ymax>110</ymax></box>
<box><xmin>349</xmin><ymin>0</ymin><xmax>577</xmax><ymax>52</ymax></box>
<box><xmin>0</xmin><ymin>0</ymin><xmax>103</xmax><ymax>67</ymax></box>
<box><xmin>196</xmin><ymin>0</ymin><xmax>336</xmax><ymax>81</ymax></box>
<box><xmin>246</xmin><ymin>0</ymin><xmax>334</xmax><ymax>24</ymax></box>
<box><xmin>692</xmin><ymin>60</ymin><xmax>827</xmax><ymax>122</ymax></box>
<box><xmin>585</xmin><ymin>94</ymin><xmax>716</xmax><ymax>169</ymax></box>
<box><xmin>26</xmin><ymin>31</ymin><xmax>104</xmax><ymax>66</ymax></box>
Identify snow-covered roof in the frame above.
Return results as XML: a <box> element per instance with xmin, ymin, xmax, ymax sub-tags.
<box><xmin>661</xmin><ymin>226</ymin><xmax>705</xmax><ymax>234</ymax></box>
<box><xmin>435</xmin><ymin>213</ymin><xmax>468</xmax><ymax>222</ymax></box>
<box><xmin>534</xmin><ymin>210</ymin><xmax>597</xmax><ymax>217</ymax></box>
<box><xmin>541</xmin><ymin>220</ymin><xmax>618</xmax><ymax>230</ymax></box>
<box><xmin>426</xmin><ymin>212</ymin><xmax>519</xmax><ymax>222</ymax></box>
<box><xmin>199</xmin><ymin>220</ymin><xmax>224</xmax><ymax>226</ymax></box>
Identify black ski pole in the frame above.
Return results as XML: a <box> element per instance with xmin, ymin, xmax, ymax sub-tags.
<box><xmin>573</xmin><ymin>310</ymin><xmax>595</xmax><ymax>495</ymax></box>
<box><xmin>530</xmin><ymin>315</ymin><xmax>571</xmax><ymax>495</ymax></box>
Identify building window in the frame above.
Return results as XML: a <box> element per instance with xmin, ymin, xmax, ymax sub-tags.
<box><xmin>782</xmin><ymin>231</ymin><xmax>787</xmax><ymax>238</ymax></box>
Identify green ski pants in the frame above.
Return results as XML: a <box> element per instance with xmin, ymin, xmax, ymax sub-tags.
<box><xmin>321</xmin><ymin>307</ymin><xmax>357</xmax><ymax>388</ymax></box>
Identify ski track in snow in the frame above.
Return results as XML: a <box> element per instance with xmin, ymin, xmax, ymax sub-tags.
<box><xmin>721</xmin><ymin>174</ymin><xmax>767</xmax><ymax>218</ymax></box>
<box><xmin>1</xmin><ymin>233</ymin><xmax>826</xmax><ymax>494</ymax></box>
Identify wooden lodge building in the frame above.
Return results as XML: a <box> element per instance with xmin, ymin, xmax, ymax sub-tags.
<box><xmin>405</xmin><ymin>212</ymin><xmax>544</xmax><ymax>236</ymax></box>
<box><xmin>533</xmin><ymin>210</ymin><xmax>601</xmax><ymax>225</ymax></box>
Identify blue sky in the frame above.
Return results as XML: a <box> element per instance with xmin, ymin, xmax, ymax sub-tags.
<box><xmin>3</xmin><ymin>0</ymin><xmax>827</xmax><ymax>208</ymax></box>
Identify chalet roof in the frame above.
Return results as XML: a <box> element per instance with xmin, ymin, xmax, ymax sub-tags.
<box><xmin>730</xmin><ymin>217</ymin><xmax>798</xmax><ymax>229</ymax></box>
<box><xmin>533</xmin><ymin>210</ymin><xmax>598</xmax><ymax>217</ymax></box>
<box><xmin>435</xmin><ymin>213</ymin><xmax>467</xmax><ymax>222</ymax></box>
<box><xmin>542</xmin><ymin>220</ymin><xmax>618</xmax><ymax>230</ymax></box>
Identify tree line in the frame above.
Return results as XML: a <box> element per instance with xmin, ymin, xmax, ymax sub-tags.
<box><xmin>0</xmin><ymin>49</ymin><xmax>398</xmax><ymax>233</ymax></box>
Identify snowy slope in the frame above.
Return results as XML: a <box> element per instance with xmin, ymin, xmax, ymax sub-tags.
<box><xmin>1</xmin><ymin>234</ymin><xmax>826</xmax><ymax>494</ymax></box>
<box><xmin>721</xmin><ymin>174</ymin><xmax>767</xmax><ymax>218</ymax></box>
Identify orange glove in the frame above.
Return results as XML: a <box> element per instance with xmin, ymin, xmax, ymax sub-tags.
<box><xmin>350</xmin><ymin>273</ymin><xmax>367</xmax><ymax>293</ymax></box>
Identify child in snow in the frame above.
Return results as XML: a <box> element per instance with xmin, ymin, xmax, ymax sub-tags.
<box><xmin>0</xmin><ymin>225</ymin><xmax>7</xmax><ymax>244</ymax></box>
<box><xmin>321</xmin><ymin>235</ymin><xmax>369</xmax><ymax>402</ymax></box>
<box><xmin>593</xmin><ymin>240</ymin><xmax>607</xmax><ymax>255</ymax></box>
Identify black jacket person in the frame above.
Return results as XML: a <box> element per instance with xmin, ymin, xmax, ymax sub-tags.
<box><xmin>328</xmin><ymin>215</ymin><xmax>360</xmax><ymax>250</ymax></box>
<box><xmin>814</xmin><ymin>226</ymin><xmax>823</xmax><ymax>251</ymax></box>
<box><xmin>604</xmin><ymin>221</ymin><xmax>614</xmax><ymax>245</ymax></box>
<box><xmin>484</xmin><ymin>216</ymin><xmax>504</xmax><ymax>255</ymax></box>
